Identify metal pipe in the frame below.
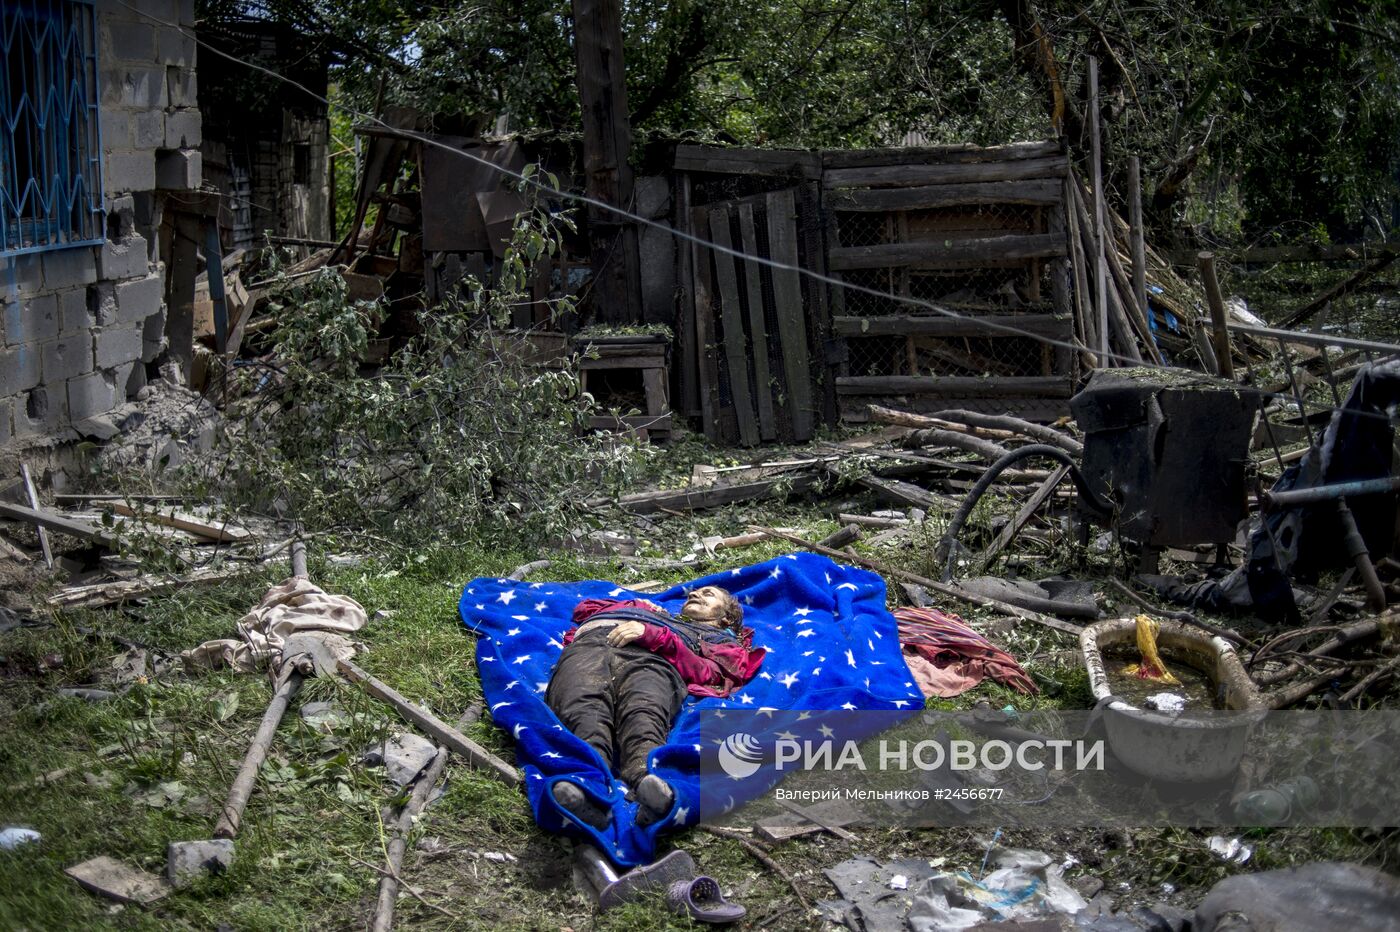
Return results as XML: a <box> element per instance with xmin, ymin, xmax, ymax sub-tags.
<box><xmin>1264</xmin><ymin>476</ymin><xmax>1400</xmax><ymax>509</ymax></box>
<box><xmin>1336</xmin><ymin>498</ymin><xmax>1387</xmax><ymax>611</ymax></box>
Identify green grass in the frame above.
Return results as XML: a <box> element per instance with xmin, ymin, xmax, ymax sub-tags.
<box><xmin>2</xmin><ymin>466</ymin><xmax>1395</xmax><ymax>928</ymax></box>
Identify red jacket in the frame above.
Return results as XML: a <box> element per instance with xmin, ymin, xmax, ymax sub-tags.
<box><xmin>564</xmin><ymin>599</ymin><xmax>765</xmax><ymax>698</ymax></box>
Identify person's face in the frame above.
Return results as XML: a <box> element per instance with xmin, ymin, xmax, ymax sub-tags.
<box><xmin>680</xmin><ymin>586</ymin><xmax>731</xmax><ymax>626</ymax></box>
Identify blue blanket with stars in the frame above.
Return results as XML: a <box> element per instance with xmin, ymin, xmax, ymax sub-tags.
<box><xmin>458</xmin><ymin>552</ymin><xmax>922</xmax><ymax>867</ymax></box>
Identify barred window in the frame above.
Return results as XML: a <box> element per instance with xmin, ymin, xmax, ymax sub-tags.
<box><xmin>1</xmin><ymin>0</ymin><xmax>103</xmax><ymax>257</ymax></box>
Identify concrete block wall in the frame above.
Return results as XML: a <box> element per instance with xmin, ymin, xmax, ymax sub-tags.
<box><xmin>0</xmin><ymin>0</ymin><xmax>198</xmax><ymax>448</ymax></box>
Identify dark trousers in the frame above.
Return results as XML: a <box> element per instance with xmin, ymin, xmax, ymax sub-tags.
<box><xmin>545</xmin><ymin>628</ymin><xmax>685</xmax><ymax>785</ymax></box>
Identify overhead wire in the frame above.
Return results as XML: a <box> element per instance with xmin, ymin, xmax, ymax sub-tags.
<box><xmin>119</xmin><ymin>0</ymin><xmax>1400</xmax><ymax>429</ymax></box>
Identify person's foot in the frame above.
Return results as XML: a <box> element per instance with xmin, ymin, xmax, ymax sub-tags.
<box><xmin>552</xmin><ymin>781</ymin><xmax>610</xmax><ymax>830</ymax></box>
<box><xmin>635</xmin><ymin>773</ymin><xmax>675</xmax><ymax>827</ymax></box>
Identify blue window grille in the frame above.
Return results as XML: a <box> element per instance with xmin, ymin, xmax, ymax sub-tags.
<box><xmin>1</xmin><ymin>0</ymin><xmax>103</xmax><ymax>257</ymax></box>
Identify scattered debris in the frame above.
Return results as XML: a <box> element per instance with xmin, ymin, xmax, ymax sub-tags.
<box><xmin>1194</xmin><ymin>862</ymin><xmax>1400</xmax><ymax>932</ymax></box>
<box><xmin>1205</xmin><ymin>835</ymin><xmax>1254</xmax><ymax>865</ymax></box>
<box><xmin>165</xmin><ymin>839</ymin><xmax>234</xmax><ymax>887</ymax></box>
<box><xmin>0</xmin><ymin>826</ymin><xmax>41</xmax><ymax>850</ymax></box>
<box><xmin>65</xmin><ymin>855</ymin><xmax>170</xmax><ymax>905</ymax></box>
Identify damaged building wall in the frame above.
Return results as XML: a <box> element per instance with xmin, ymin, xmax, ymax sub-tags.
<box><xmin>197</xmin><ymin>19</ymin><xmax>331</xmax><ymax>251</ymax></box>
<box><xmin>0</xmin><ymin>0</ymin><xmax>202</xmax><ymax>451</ymax></box>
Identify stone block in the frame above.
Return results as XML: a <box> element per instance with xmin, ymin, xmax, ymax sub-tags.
<box><xmin>99</xmin><ymin>108</ymin><xmax>131</xmax><ymax>150</ymax></box>
<box><xmin>67</xmin><ymin>372</ymin><xmax>116</xmax><ymax>421</ymax></box>
<box><xmin>121</xmin><ymin>359</ymin><xmax>147</xmax><ymax>399</ymax></box>
<box><xmin>21</xmin><ymin>294</ymin><xmax>60</xmax><ymax>343</ymax></box>
<box><xmin>105</xmin><ymin>149</ymin><xmax>156</xmax><ymax>195</ymax></box>
<box><xmin>60</xmin><ymin>288</ymin><xmax>94</xmax><ymax>334</ymax></box>
<box><xmin>88</xmin><ymin>283</ymin><xmax>119</xmax><ymax>326</ymax></box>
<box><xmin>116</xmin><ymin>273</ymin><xmax>163</xmax><ymax>324</ymax></box>
<box><xmin>155</xmin><ymin>148</ymin><xmax>201</xmax><ymax>191</ymax></box>
<box><xmin>0</xmin><ymin>344</ymin><xmax>41</xmax><ymax>396</ymax></box>
<box><xmin>42</xmin><ymin>336</ymin><xmax>95</xmax><ymax>383</ymax></box>
<box><xmin>0</xmin><ymin>255</ymin><xmax>43</xmax><ymax>299</ymax></box>
<box><xmin>106</xmin><ymin>195</ymin><xmax>136</xmax><ymax>238</ymax></box>
<box><xmin>157</xmin><ymin>28</ymin><xmax>195</xmax><ymax>67</ymax></box>
<box><xmin>99</xmin><ymin>233</ymin><xmax>150</xmax><ymax>282</ymax></box>
<box><xmin>41</xmin><ymin>248</ymin><xmax>98</xmax><ymax>290</ymax></box>
<box><xmin>164</xmin><ymin>109</ymin><xmax>201</xmax><ymax>149</ymax></box>
<box><xmin>103</xmin><ymin>21</ymin><xmax>156</xmax><ymax>63</ymax></box>
<box><xmin>133</xmin><ymin>110</ymin><xmax>165</xmax><ymax>149</ymax></box>
<box><xmin>15</xmin><ymin>385</ymin><xmax>68</xmax><ymax>437</ymax></box>
<box><xmin>102</xmin><ymin>66</ymin><xmax>167</xmax><ymax>110</ymax></box>
<box><xmin>95</xmin><ymin>326</ymin><xmax>143</xmax><ymax>369</ymax></box>
<box><xmin>166</xmin><ymin>839</ymin><xmax>234</xmax><ymax>887</ymax></box>
<box><xmin>165</xmin><ymin>65</ymin><xmax>196</xmax><ymax>109</ymax></box>
<box><xmin>142</xmin><ymin>306</ymin><xmax>167</xmax><ymax>362</ymax></box>
<box><xmin>0</xmin><ymin>397</ymin><xmax>12</xmax><ymax>449</ymax></box>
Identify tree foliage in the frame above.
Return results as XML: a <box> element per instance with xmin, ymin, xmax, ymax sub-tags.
<box><xmin>199</xmin><ymin>0</ymin><xmax>1400</xmax><ymax>241</ymax></box>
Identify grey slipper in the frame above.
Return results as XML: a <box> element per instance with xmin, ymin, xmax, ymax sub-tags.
<box><xmin>667</xmin><ymin>875</ymin><xmax>746</xmax><ymax>924</ymax></box>
<box><xmin>552</xmin><ymin>781</ymin><xmax>610</xmax><ymax>830</ymax></box>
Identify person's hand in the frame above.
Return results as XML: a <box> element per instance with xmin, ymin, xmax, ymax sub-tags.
<box><xmin>607</xmin><ymin>621</ymin><xmax>646</xmax><ymax>647</ymax></box>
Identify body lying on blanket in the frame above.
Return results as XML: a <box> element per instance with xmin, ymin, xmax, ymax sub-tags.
<box><xmin>546</xmin><ymin>586</ymin><xmax>765</xmax><ymax>829</ymax></box>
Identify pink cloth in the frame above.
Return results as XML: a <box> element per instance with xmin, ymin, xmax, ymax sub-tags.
<box><xmin>563</xmin><ymin>598</ymin><xmax>766</xmax><ymax>698</ymax></box>
<box><xmin>895</xmin><ymin>606</ymin><xmax>1038</xmax><ymax>699</ymax></box>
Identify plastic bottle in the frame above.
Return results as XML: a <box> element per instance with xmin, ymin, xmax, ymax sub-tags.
<box><xmin>1232</xmin><ymin>776</ymin><xmax>1320</xmax><ymax>824</ymax></box>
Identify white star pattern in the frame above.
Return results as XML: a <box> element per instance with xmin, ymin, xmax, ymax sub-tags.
<box><xmin>513</xmin><ymin>724</ymin><xmax>526</xmax><ymax>738</ymax></box>
<box><xmin>673</xmin><ymin>806</ymin><xmax>690</xmax><ymax>824</ymax></box>
<box><xmin>837</xmin><ymin>582</ymin><xmax>858</xmax><ymax>591</ymax></box>
<box><xmin>548</xmin><ymin>638</ymin><xmax>563</xmax><ymax>649</ymax></box>
<box><xmin>730</xmin><ymin>568</ymin><xmax>742</xmax><ymax>576</ymax></box>
<box><xmin>543</xmin><ymin>751</ymin><xmax>562</xmax><ymax>759</ymax></box>
<box><xmin>802</xmin><ymin>650</ymin><xmax>814</xmax><ymax>657</ymax></box>
<box><xmin>497</xmin><ymin>590</ymin><xmax>516</xmax><ymax>605</ymax></box>
<box><xmin>797</xmin><ymin>630</ymin><xmax>816</xmax><ymax>638</ymax></box>
<box><xmin>481</xmin><ymin>656</ymin><xmax>495</xmax><ymax>663</ymax></box>
<box><xmin>780</xmin><ymin>672</ymin><xmax>800</xmax><ymax>687</ymax></box>
<box><xmin>777</xmin><ymin>730</ymin><xmax>798</xmax><ymax>741</ymax></box>
<box><xmin>475</xmin><ymin>604</ymin><xmax>485</xmax><ymax>611</ymax></box>
<box><xmin>845</xmin><ymin>649</ymin><xmax>856</xmax><ymax>667</ymax></box>
<box><xmin>794</xmin><ymin>607</ymin><xmax>813</xmax><ymax>617</ymax></box>
<box><xmin>797</xmin><ymin>711</ymin><xmax>812</xmax><ymax>721</ymax></box>
<box><xmin>609</xmin><ymin>587</ymin><xmax>625</xmax><ymax>597</ymax></box>
<box><xmin>467</xmin><ymin>588</ymin><xmax>476</xmax><ymax>595</ymax></box>
<box><xmin>534</xmin><ymin>602</ymin><xmax>546</xmax><ymax>612</ymax></box>
<box><xmin>841</xmin><ymin>702</ymin><xmax>857</xmax><ymax>710</ymax></box>
<box><xmin>693</xmin><ymin>744</ymin><xmax>703</xmax><ymax>753</ymax></box>
<box><xmin>513</xmin><ymin>654</ymin><xmax>533</xmax><ymax>665</ymax></box>
<box><xmin>873</xmin><ymin>630</ymin><xmax>883</xmax><ymax>639</ymax></box>
<box><xmin>769</xmin><ymin>567</ymin><xmax>783</xmax><ymax>580</ymax></box>
<box><xmin>739</xmin><ymin>694</ymin><xmax>754</xmax><ymax>705</ymax></box>
<box><xmin>536</xmin><ymin>683</ymin><xmax>549</xmax><ymax>693</ymax></box>
<box><xmin>811</xmin><ymin>667</ymin><xmax>822</xmax><ymax>677</ymax></box>
<box><xmin>758</xmin><ymin>672</ymin><xmax>773</xmax><ymax>680</ymax></box>
<box><xmin>757</xmin><ymin>707</ymin><xmax>778</xmax><ymax>717</ymax></box>
<box><xmin>505</xmin><ymin>680</ymin><xmax>519</xmax><ymax>690</ymax></box>
<box><xmin>490</xmin><ymin>701</ymin><xmax>512</xmax><ymax>711</ymax></box>
<box><xmin>819</xmin><ymin>724</ymin><xmax>834</xmax><ymax>737</ymax></box>
<box><xmin>529</xmin><ymin>582</ymin><xmax>544</xmax><ymax>588</ymax></box>
<box><xmin>893</xmin><ymin>700</ymin><xmax>910</xmax><ymax>708</ymax></box>
<box><xmin>743</xmin><ymin>595</ymin><xmax>753</xmax><ymax>605</ymax></box>
<box><xmin>868</xmin><ymin>639</ymin><xmax>875</xmax><ymax>651</ymax></box>
<box><xmin>512</xmin><ymin>615</ymin><xmax>529</xmax><ymax>622</ymax></box>
<box><xmin>785</xmin><ymin>554</ymin><xmax>798</xmax><ymax>560</ymax></box>
<box><xmin>507</xmin><ymin>628</ymin><xmax>521</xmax><ymax>637</ymax></box>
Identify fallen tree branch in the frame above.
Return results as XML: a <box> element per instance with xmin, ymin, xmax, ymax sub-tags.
<box><xmin>700</xmin><ymin>826</ymin><xmax>812</xmax><ymax>911</ymax></box>
<box><xmin>1107</xmin><ymin>579</ymin><xmax>1249</xmax><ymax>647</ymax></box>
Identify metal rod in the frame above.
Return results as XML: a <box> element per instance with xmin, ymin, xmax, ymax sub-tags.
<box><xmin>1264</xmin><ymin>476</ymin><xmax>1400</xmax><ymax>509</ymax></box>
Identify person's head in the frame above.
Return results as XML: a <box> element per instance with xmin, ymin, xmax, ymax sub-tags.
<box><xmin>680</xmin><ymin>585</ymin><xmax>743</xmax><ymax>630</ymax></box>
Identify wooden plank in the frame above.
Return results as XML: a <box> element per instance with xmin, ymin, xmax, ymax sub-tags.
<box><xmin>823</xmin><ymin>156</ymin><xmax>1067</xmax><ymax>189</ymax></box>
<box><xmin>107</xmin><ymin>502</ymin><xmax>250</xmax><ymax>543</ymax></box>
<box><xmin>800</xmin><ymin>181</ymin><xmax>828</xmax><ymax>431</ymax></box>
<box><xmin>675</xmin><ymin>172</ymin><xmax>700</xmax><ymax>415</ymax></box>
<box><xmin>1127</xmin><ymin>156</ymin><xmax>1148</xmax><ymax>324</ymax></box>
<box><xmin>338</xmin><ymin>659</ymin><xmax>523</xmax><ymax>787</ymax></box>
<box><xmin>708</xmin><ymin>207</ymin><xmax>761</xmax><ymax>446</ymax></box>
<box><xmin>765</xmin><ymin>190</ymin><xmax>815</xmax><ymax>441</ymax></box>
<box><xmin>577</xmin><ymin>355</ymin><xmax>667</xmax><ymax>371</ymax></box>
<box><xmin>859</xmin><ymin>475</ymin><xmax>959</xmax><ymax>511</ymax></box>
<box><xmin>1198</xmin><ymin>252</ymin><xmax>1235</xmax><ymax>379</ymax></box>
<box><xmin>828</xmin><ymin>179</ymin><xmax>1062</xmax><ymax>212</ymax></box>
<box><xmin>979</xmin><ymin>465</ymin><xmax>1071</xmax><ymax>568</ymax></box>
<box><xmin>691</xmin><ymin>208</ymin><xmax>719</xmax><ymax>439</ymax></box>
<box><xmin>819</xmin><ymin>140</ymin><xmax>1061</xmax><ymax>169</ymax></box>
<box><xmin>832</xmin><ymin>313</ymin><xmax>1068</xmax><ymax>339</ymax></box>
<box><xmin>828</xmin><ymin>233</ymin><xmax>1065</xmax><ymax>271</ymax></box>
<box><xmin>737</xmin><ymin>203</ymin><xmax>777</xmax><ymax>441</ymax></box>
<box><xmin>0</xmin><ymin>502</ymin><xmax>120</xmax><ymax>548</ymax></box>
<box><xmin>674</xmin><ymin>144</ymin><xmax>822</xmax><ymax>179</ymax></box>
<box><xmin>835</xmin><ymin>376</ymin><xmax>1073</xmax><ymax>397</ymax></box>
<box><xmin>19</xmin><ymin>465</ymin><xmax>52</xmax><ymax>568</ymax></box>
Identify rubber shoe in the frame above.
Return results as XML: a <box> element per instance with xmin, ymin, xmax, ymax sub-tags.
<box><xmin>635</xmin><ymin>773</ymin><xmax>674</xmax><ymax>827</ymax></box>
<box><xmin>667</xmin><ymin>875</ymin><xmax>746</xmax><ymax>924</ymax></box>
<box><xmin>552</xmin><ymin>781</ymin><xmax>610</xmax><ymax>830</ymax></box>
